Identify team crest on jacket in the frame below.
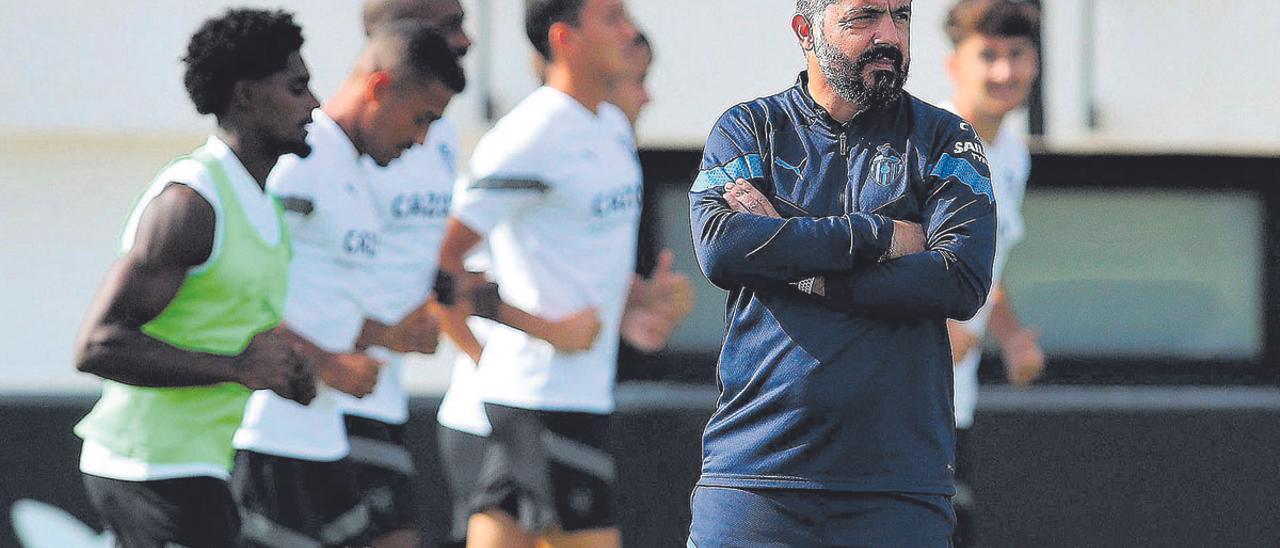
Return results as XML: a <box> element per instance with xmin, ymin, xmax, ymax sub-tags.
<box><xmin>869</xmin><ymin>144</ymin><xmax>905</xmax><ymax>188</ymax></box>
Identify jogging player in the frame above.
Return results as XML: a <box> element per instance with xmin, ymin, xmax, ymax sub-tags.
<box><xmin>230</xmin><ymin>23</ymin><xmax>465</xmax><ymax>548</ymax></box>
<box><xmin>942</xmin><ymin>2</ymin><xmax>1047</xmax><ymax>545</ymax></box>
<box><xmin>72</xmin><ymin>9</ymin><xmax>319</xmax><ymax>547</ymax></box>
<box><xmin>317</xmin><ymin>1</ymin><xmax>474</xmax><ymax>546</ymax></box>
<box><xmin>687</xmin><ymin>0</ymin><xmax>997</xmax><ymax>545</ymax></box>
<box><xmin>435</xmin><ymin>1</ymin><xmax>642</xmax><ymax>546</ymax></box>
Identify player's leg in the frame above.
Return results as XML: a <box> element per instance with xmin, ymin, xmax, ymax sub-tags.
<box><xmin>343</xmin><ymin>415</ymin><xmax>420</xmax><ymax>548</ymax></box>
<box><xmin>465</xmin><ymin>404</ymin><xmax>558</xmax><ymax>548</ymax></box>
<box><xmin>437</xmin><ymin>424</ymin><xmax>491</xmax><ymax>548</ymax></box>
<box><xmin>537</xmin><ymin>410</ymin><xmax>619</xmax><ymax>548</ymax></box>
<box><xmin>823</xmin><ymin>492</ymin><xmax>955</xmax><ymax>548</ymax></box>
<box><xmin>539</xmin><ymin>526</ymin><xmax>621</xmax><ymax>548</ymax></box>
<box><xmin>686</xmin><ymin>486</ymin><xmax>821</xmax><ymax>548</ymax></box>
<box><xmin>84</xmin><ymin>474</ymin><xmax>241</xmax><ymax>548</ymax></box>
<box><xmin>231</xmin><ymin>450</ymin><xmax>367</xmax><ymax>547</ymax></box>
<box><xmin>467</xmin><ymin>509</ymin><xmax>537</xmax><ymax>548</ymax></box>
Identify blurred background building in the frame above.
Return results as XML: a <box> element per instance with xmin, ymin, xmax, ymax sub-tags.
<box><xmin>2</xmin><ymin>1</ymin><xmax>1279</xmax><ymax>546</ymax></box>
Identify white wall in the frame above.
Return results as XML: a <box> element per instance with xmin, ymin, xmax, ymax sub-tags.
<box><xmin>3</xmin><ymin>1</ymin><xmax>1278</xmax><ymax>146</ymax></box>
<box><xmin>1042</xmin><ymin>0</ymin><xmax>1280</xmax><ymax>153</ymax></box>
<box><xmin>3</xmin><ymin>0</ymin><xmax>1278</xmax><ymax>392</ymax></box>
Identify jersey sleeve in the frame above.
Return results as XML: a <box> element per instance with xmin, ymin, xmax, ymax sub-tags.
<box><xmin>266</xmin><ymin>154</ymin><xmax>322</xmax><ymax>234</ymax></box>
<box><xmin>817</xmin><ymin>118</ymin><xmax>997</xmax><ymax>320</ymax></box>
<box><xmin>688</xmin><ymin>104</ymin><xmax>894</xmax><ymax>290</ymax></box>
<box><xmin>451</xmin><ymin>129</ymin><xmax>550</xmax><ymax>236</ymax></box>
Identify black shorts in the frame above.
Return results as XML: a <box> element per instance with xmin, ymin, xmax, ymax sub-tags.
<box><xmin>83</xmin><ymin>473</ymin><xmax>241</xmax><ymax>548</ymax></box>
<box><xmin>436</xmin><ymin>424</ymin><xmax>490</xmax><ymax>542</ymax></box>
<box><xmin>230</xmin><ymin>450</ymin><xmax>366</xmax><ymax>547</ymax></box>
<box><xmin>474</xmin><ymin>403</ymin><xmax>616</xmax><ymax>534</ymax></box>
<box><xmin>342</xmin><ymin>415</ymin><xmax>418</xmax><ymax>539</ymax></box>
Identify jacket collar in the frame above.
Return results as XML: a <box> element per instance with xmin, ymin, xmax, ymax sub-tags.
<box><xmin>790</xmin><ymin>71</ymin><xmax>904</xmax><ymax>132</ymax></box>
<box><xmin>791</xmin><ymin>71</ymin><xmax>846</xmax><ymax>130</ymax></box>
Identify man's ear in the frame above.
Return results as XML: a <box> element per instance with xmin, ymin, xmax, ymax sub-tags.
<box><xmin>365</xmin><ymin>71</ymin><xmax>393</xmax><ymax>105</ymax></box>
<box><xmin>945</xmin><ymin>51</ymin><xmax>959</xmax><ymax>82</ymax></box>
<box><xmin>792</xmin><ymin>14</ymin><xmax>815</xmax><ymax>51</ymax></box>
<box><xmin>547</xmin><ymin>21</ymin><xmax>574</xmax><ymax>59</ymax></box>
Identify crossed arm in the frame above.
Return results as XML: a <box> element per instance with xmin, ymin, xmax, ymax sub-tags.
<box><xmin>705</xmin><ymin>177</ymin><xmax>994</xmax><ymax>321</ymax></box>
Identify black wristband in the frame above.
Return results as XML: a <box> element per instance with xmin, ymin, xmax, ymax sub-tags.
<box><xmin>471</xmin><ymin>281</ymin><xmax>502</xmax><ymax>321</ymax></box>
<box><xmin>433</xmin><ymin>270</ymin><xmax>457</xmax><ymax>306</ymax></box>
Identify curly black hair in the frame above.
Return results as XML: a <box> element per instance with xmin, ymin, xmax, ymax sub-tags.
<box><xmin>182</xmin><ymin>8</ymin><xmax>304</xmax><ymax>117</ymax></box>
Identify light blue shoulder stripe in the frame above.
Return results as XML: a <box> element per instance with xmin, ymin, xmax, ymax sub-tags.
<box><xmin>931</xmin><ymin>154</ymin><xmax>994</xmax><ymax>201</ymax></box>
<box><xmin>691</xmin><ymin>154</ymin><xmax>764</xmax><ymax>192</ymax></box>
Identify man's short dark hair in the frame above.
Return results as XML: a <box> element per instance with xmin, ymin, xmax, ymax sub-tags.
<box><xmin>525</xmin><ymin>0</ymin><xmax>587</xmax><ymax>61</ymax></box>
<box><xmin>374</xmin><ymin>20</ymin><xmax>467</xmax><ymax>93</ymax></box>
<box><xmin>182</xmin><ymin>8</ymin><xmax>304</xmax><ymax>117</ymax></box>
<box><xmin>945</xmin><ymin>0</ymin><xmax>1041</xmax><ymax>46</ymax></box>
<box><xmin>795</xmin><ymin>0</ymin><xmax>839</xmax><ymax>25</ymax></box>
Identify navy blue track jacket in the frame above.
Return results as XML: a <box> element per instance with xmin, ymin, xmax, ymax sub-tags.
<box><xmin>689</xmin><ymin>73</ymin><xmax>997</xmax><ymax>495</ymax></box>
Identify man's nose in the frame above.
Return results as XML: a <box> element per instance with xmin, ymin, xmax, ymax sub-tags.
<box><xmin>990</xmin><ymin>57</ymin><xmax>1013</xmax><ymax>83</ymax></box>
<box><xmin>871</xmin><ymin>20</ymin><xmax>902</xmax><ymax>48</ymax></box>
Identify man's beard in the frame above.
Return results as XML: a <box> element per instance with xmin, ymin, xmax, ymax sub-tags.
<box><xmin>275</xmin><ymin>137</ymin><xmax>312</xmax><ymax>159</ymax></box>
<box><xmin>815</xmin><ymin>34</ymin><xmax>910</xmax><ymax>111</ymax></box>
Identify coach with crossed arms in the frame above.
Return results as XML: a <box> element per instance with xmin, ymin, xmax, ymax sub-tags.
<box><xmin>687</xmin><ymin>0</ymin><xmax>997</xmax><ymax>545</ymax></box>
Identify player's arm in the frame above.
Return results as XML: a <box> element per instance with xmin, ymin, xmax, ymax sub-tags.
<box><xmin>435</xmin><ymin>217</ymin><xmax>599</xmax><ymax>364</ymax></box>
<box><xmin>689</xmin><ymin>105</ymin><xmax>897</xmax><ymax>290</ymax></box>
<box><xmin>947</xmin><ymin>319</ymin><xmax>981</xmax><ymax>365</ymax></box>
<box><xmin>276</xmin><ymin>323</ymin><xmax>382</xmax><ymax>398</ymax></box>
<box><xmin>814</xmin><ymin>127</ymin><xmax>998</xmax><ymax>320</ymax></box>
<box><xmin>435</xmin><ymin>218</ymin><xmax>489</xmax><ymax>364</ymax></box>
<box><xmin>74</xmin><ymin>184</ymin><xmax>315</xmax><ymax>403</ymax></box>
<box><xmin>984</xmin><ymin>284</ymin><xmax>1045</xmax><ymax>385</ymax></box>
<box><xmin>620</xmin><ymin>249</ymin><xmax>694</xmax><ymax>352</ymax></box>
<box><xmin>355</xmin><ymin>302</ymin><xmax>439</xmax><ymax>355</ymax></box>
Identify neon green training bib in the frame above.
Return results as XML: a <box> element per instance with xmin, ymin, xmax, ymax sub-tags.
<box><xmin>75</xmin><ymin>146</ymin><xmax>291</xmax><ymax>471</ymax></box>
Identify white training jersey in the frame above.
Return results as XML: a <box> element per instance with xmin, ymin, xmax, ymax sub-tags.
<box><xmin>234</xmin><ymin>109</ymin><xmax>382</xmax><ymax>460</ymax></box>
<box><xmin>436</xmin><ymin>316</ymin><xmax>495</xmax><ymax>436</ymax></box>
<box><xmin>437</xmin><ymin>236</ymin><xmax>496</xmax><ymax>436</ymax></box>
<box><xmin>942</xmin><ymin>102</ymin><xmax>1030</xmax><ymax>429</ymax></box>
<box><xmin>81</xmin><ymin>136</ymin><xmax>281</xmax><ymax>481</ymax></box>
<box><xmin>453</xmin><ymin>86</ymin><xmax>643</xmax><ymax>414</ymax></box>
<box><xmin>332</xmin><ymin>118</ymin><xmax>461</xmax><ymax>424</ymax></box>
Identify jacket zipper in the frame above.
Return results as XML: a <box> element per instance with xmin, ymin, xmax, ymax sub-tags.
<box><xmin>839</xmin><ymin>126</ymin><xmax>855</xmax><ymax>212</ymax></box>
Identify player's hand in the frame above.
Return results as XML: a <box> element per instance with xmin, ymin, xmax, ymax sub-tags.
<box><xmin>363</xmin><ymin>305</ymin><xmax>440</xmax><ymax>354</ymax></box>
<box><xmin>628</xmin><ymin>250</ymin><xmax>695</xmax><ymax>319</ymax></box>
<box><xmin>724</xmin><ymin>179</ymin><xmax>781</xmax><ymax>218</ymax></box>
<box><xmin>546</xmin><ymin>308</ymin><xmax>602</xmax><ymax>352</ymax></box>
<box><xmin>948</xmin><ymin>320</ymin><xmax>980</xmax><ymax>366</ymax></box>
<box><xmin>1002</xmin><ymin>328</ymin><xmax>1045</xmax><ymax>386</ymax></box>
<box><xmin>622</xmin><ymin>250</ymin><xmax>694</xmax><ymax>352</ymax></box>
<box><xmin>447</xmin><ymin>271</ymin><xmax>501</xmax><ymax>321</ymax></box>
<box><xmin>317</xmin><ymin>352</ymin><xmax>384</xmax><ymax>398</ymax></box>
<box><xmin>236</xmin><ymin>329</ymin><xmax>317</xmax><ymax>405</ymax></box>
<box><xmin>886</xmin><ymin>220</ymin><xmax>926</xmax><ymax>260</ymax></box>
